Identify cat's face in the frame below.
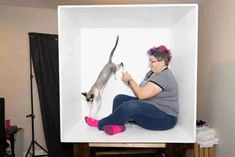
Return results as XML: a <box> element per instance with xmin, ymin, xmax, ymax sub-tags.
<box><xmin>82</xmin><ymin>92</ymin><xmax>94</xmax><ymax>102</ymax></box>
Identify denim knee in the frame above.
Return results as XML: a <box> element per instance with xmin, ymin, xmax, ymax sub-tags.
<box><xmin>113</xmin><ymin>94</ymin><xmax>127</xmax><ymax>104</ymax></box>
<box><xmin>113</xmin><ymin>94</ymin><xmax>128</xmax><ymax>111</ymax></box>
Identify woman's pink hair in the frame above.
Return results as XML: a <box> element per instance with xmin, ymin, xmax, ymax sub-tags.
<box><xmin>147</xmin><ymin>45</ymin><xmax>172</xmax><ymax>65</ymax></box>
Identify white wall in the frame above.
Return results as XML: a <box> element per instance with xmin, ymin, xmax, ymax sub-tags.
<box><xmin>198</xmin><ymin>0</ymin><xmax>235</xmax><ymax>156</ymax></box>
<box><xmin>0</xmin><ymin>5</ymin><xmax>57</xmax><ymax>154</ymax></box>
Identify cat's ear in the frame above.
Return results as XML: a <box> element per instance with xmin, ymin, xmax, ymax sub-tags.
<box><xmin>81</xmin><ymin>92</ymin><xmax>87</xmax><ymax>97</ymax></box>
<box><xmin>90</xmin><ymin>93</ymin><xmax>95</xmax><ymax>102</ymax></box>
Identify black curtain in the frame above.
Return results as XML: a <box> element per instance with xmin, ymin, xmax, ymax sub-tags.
<box><xmin>0</xmin><ymin>98</ymin><xmax>5</xmax><ymax>157</ymax></box>
<box><xmin>28</xmin><ymin>33</ymin><xmax>73</xmax><ymax>157</ymax></box>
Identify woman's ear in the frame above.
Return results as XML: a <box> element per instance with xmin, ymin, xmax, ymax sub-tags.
<box><xmin>81</xmin><ymin>92</ymin><xmax>87</xmax><ymax>97</ymax></box>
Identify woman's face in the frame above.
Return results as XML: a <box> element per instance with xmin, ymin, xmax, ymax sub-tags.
<box><xmin>149</xmin><ymin>55</ymin><xmax>164</xmax><ymax>73</ymax></box>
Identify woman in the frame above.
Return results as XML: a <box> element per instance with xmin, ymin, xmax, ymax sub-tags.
<box><xmin>85</xmin><ymin>45</ymin><xmax>179</xmax><ymax>135</ymax></box>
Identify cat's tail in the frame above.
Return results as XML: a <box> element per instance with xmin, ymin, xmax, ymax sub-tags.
<box><xmin>109</xmin><ymin>35</ymin><xmax>119</xmax><ymax>62</ymax></box>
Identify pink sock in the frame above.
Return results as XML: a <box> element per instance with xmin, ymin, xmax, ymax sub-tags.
<box><xmin>85</xmin><ymin>116</ymin><xmax>99</xmax><ymax>127</ymax></box>
<box><xmin>103</xmin><ymin>125</ymin><xmax>125</xmax><ymax>135</ymax></box>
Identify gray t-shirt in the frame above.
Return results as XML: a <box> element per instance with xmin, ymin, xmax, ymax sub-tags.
<box><xmin>140</xmin><ymin>68</ymin><xmax>179</xmax><ymax>117</ymax></box>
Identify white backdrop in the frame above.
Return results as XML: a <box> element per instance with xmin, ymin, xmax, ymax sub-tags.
<box><xmin>58</xmin><ymin>4</ymin><xmax>198</xmax><ymax>142</ymax></box>
<box><xmin>80</xmin><ymin>28</ymin><xmax>171</xmax><ymax>118</ymax></box>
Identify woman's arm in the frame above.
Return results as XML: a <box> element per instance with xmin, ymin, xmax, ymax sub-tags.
<box><xmin>122</xmin><ymin>72</ymin><xmax>162</xmax><ymax>100</ymax></box>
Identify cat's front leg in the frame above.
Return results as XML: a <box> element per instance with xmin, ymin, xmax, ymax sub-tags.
<box><xmin>114</xmin><ymin>62</ymin><xmax>124</xmax><ymax>79</ymax></box>
<box><xmin>89</xmin><ymin>95</ymin><xmax>102</xmax><ymax>118</ymax></box>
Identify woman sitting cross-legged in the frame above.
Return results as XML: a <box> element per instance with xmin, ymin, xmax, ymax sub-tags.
<box><xmin>85</xmin><ymin>45</ymin><xmax>179</xmax><ymax>135</ymax></box>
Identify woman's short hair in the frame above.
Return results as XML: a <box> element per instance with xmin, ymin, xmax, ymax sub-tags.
<box><xmin>147</xmin><ymin>45</ymin><xmax>172</xmax><ymax>66</ymax></box>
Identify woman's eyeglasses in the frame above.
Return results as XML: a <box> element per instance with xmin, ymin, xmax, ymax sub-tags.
<box><xmin>149</xmin><ymin>60</ymin><xmax>158</xmax><ymax>64</ymax></box>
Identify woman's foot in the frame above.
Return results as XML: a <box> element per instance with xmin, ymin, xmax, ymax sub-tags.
<box><xmin>103</xmin><ymin>125</ymin><xmax>125</xmax><ymax>135</ymax></box>
<box><xmin>85</xmin><ymin>116</ymin><xmax>99</xmax><ymax>127</ymax></box>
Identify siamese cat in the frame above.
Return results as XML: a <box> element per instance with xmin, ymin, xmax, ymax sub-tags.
<box><xmin>82</xmin><ymin>36</ymin><xmax>123</xmax><ymax>117</ymax></box>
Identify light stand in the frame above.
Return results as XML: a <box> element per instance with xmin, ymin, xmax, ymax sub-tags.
<box><xmin>25</xmin><ymin>47</ymin><xmax>48</xmax><ymax>157</ymax></box>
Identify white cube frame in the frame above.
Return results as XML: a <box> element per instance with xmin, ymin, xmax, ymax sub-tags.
<box><xmin>58</xmin><ymin>4</ymin><xmax>198</xmax><ymax>143</ymax></box>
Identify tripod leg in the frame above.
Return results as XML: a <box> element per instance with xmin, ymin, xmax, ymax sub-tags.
<box><xmin>25</xmin><ymin>142</ymin><xmax>33</xmax><ymax>157</ymax></box>
<box><xmin>34</xmin><ymin>141</ymin><xmax>48</xmax><ymax>153</ymax></box>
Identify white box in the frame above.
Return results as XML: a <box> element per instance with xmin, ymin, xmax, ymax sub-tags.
<box><xmin>58</xmin><ymin>4</ymin><xmax>198</xmax><ymax>143</ymax></box>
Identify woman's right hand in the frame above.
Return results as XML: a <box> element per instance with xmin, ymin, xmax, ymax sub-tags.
<box><xmin>122</xmin><ymin>71</ymin><xmax>132</xmax><ymax>83</ymax></box>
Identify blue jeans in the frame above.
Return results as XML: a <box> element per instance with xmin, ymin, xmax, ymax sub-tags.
<box><xmin>98</xmin><ymin>94</ymin><xmax>177</xmax><ymax>130</ymax></box>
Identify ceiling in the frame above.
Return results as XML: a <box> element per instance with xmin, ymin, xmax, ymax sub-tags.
<box><xmin>0</xmin><ymin>0</ymin><xmax>197</xmax><ymax>9</ymax></box>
